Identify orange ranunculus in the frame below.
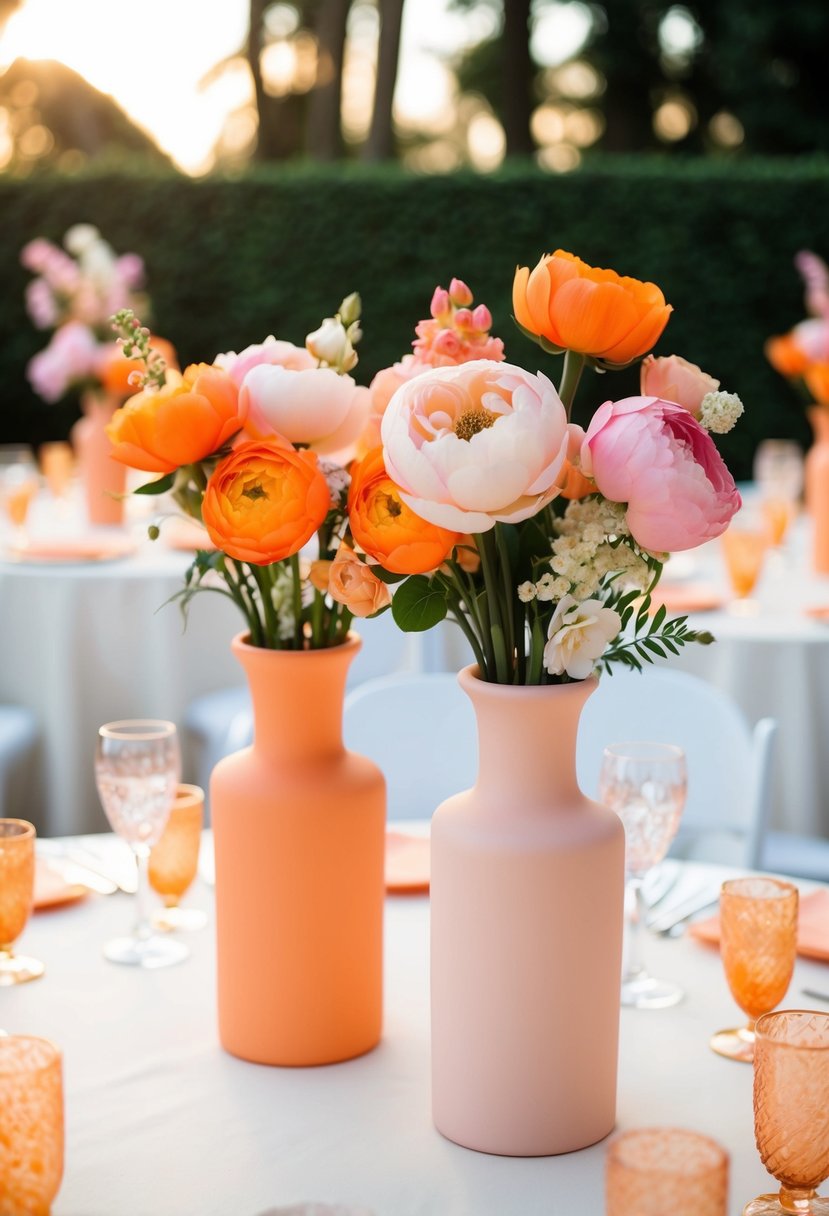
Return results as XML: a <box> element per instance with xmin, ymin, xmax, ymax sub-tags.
<box><xmin>327</xmin><ymin>543</ymin><xmax>391</xmax><ymax>618</ymax></box>
<box><xmin>453</xmin><ymin>535</ymin><xmax>481</xmax><ymax>574</ymax></box>
<box><xmin>106</xmin><ymin>364</ymin><xmax>245</xmax><ymax>474</ymax></box>
<box><xmin>765</xmin><ymin>333</ymin><xmax>811</xmax><ymax>379</ymax></box>
<box><xmin>512</xmin><ymin>250</ymin><xmax>672</xmax><ymax>365</ymax></box>
<box><xmin>201</xmin><ymin>438</ymin><xmax>330</xmax><ymax>565</ymax></box>
<box><xmin>805</xmin><ymin>362</ymin><xmax>829</xmax><ymax>405</ymax></box>
<box><xmin>557</xmin><ymin>458</ymin><xmax>596</xmax><ymax>500</ymax></box>
<box><xmin>349</xmin><ymin>447</ymin><xmax>459</xmax><ymax>575</ymax></box>
<box><xmin>98</xmin><ymin>336</ymin><xmax>179</xmax><ymax>398</ymax></box>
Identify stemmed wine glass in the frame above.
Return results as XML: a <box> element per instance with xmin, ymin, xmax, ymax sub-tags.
<box><xmin>94</xmin><ymin>720</ymin><xmax>188</xmax><ymax>969</ymax></box>
<box><xmin>598</xmin><ymin>741</ymin><xmax>688</xmax><ymax>1009</ymax></box>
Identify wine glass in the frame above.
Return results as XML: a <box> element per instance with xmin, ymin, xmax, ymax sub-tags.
<box><xmin>0</xmin><ymin>819</ymin><xmax>44</xmax><ymax>985</ymax></box>
<box><xmin>721</xmin><ymin>521</ymin><xmax>768</xmax><ymax>614</ymax></box>
<box><xmin>94</xmin><ymin>720</ymin><xmax>188</xmax><ymax>968</ymax></box>
<box><xmin>598</xmin><ymin>741</ymin><xmax>687</xmax><ymax>1009</ymax></box>
<box><xmin>710</xmin><ymin>877</ymin><xmax>798</xmax><ymax>1063</ymax></box>
<box><xmin>743</xmin><ymin>1010</ymin><xmax>829</xmax><ymax>1215</ymax></box>
<box><xmin>753</xmin><ymin>439</ymin><xmax>804</xmax><ymax>548</ymax></box>
<box><xmin>148</xmin><ymin>783</ymin><xmax>208</xmax><ymax>932</ymax></box>
<box><xmin>0</xmin><ymin>446</ymin><xmax>39</xmax><ymax>545</ymax></box>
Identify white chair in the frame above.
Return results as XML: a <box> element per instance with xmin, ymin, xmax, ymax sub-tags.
<box><xmin>184</xmin><ymin>611</ymin><xmax>423</xmax><ymax>810</ymax></box>
<box><xmin>576</xmin><ymin>667</ymin><xmax>777</xmax><ymax>869</ymax></box>
<box><xmin>343</xmin><ymin>672</ymin><xmax>477</xmax><ymax>820</ymax></box>
<box><xmin>0</xmin><ymin>705</ymin><xmax>39</xmax><ymax>820</ymax></box>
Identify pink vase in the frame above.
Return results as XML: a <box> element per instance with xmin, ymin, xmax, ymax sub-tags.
<box><xmin>806</xmin><ymin>407</ymin><xmax>829</xmax><ymax>575</ymax></box>
<box><xmin>71</xmin><ymin>392</ymin><xmax>127</xmax><ymax>527</ymax></box>
<box><xmin>430</xmin><ymin>667</ymin><xmax>625</xmax><ymax>1157</ymax></box>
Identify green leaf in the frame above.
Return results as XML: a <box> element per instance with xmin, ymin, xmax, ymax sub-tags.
<box><xmin>391</xmin><ymin>576</ymin><xmax>448</xmax><ymax>632</ymax></box>
<box><xmin>649</xmin><ymin>603</ymin><xmax>667</xmax><ymax>632</ymax></box>
<box><xmin>372</xmin><ymin>566</ymin><xmax>408</xmax><ymax>585</ymax></box>
<box><xmin>135</xmin><ymin>473</ymin><xmax>176</xmax><ymax>496</ymax></box>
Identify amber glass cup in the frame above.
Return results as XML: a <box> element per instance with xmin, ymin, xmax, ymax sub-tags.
<box><xmin>722</xmin><ymin>524</ymin><xmax>767</xmax><ymax>607</ymax></box>
<box><xmin>743</xmin><ymin>1010</ymin><xmax>829</xmax><ymax>1215</ymax></box>
<box><xmin>39</xmin><ymin>442</ymin><xmax>75</xmax><ymax>499</ymax></box>
<box><xmin>148</xmin><ymin>784</ymin><xmax>207</xmax><ymax>931</ymax></box>
<box><xmin>0</xmin><ymin>1035</ymin><xmax>64</xmax><ymax>1216</ymax></box>
<box><xmin>606</xmin><ymin>1127</ymin><xmax>729</xmax><ymax>1216</ymax></box>
<box><xmin>711</xmin><ymin>877</ymin><xmax>798</xmax><ymax>1063</ymax></box>
<box><xmin>0</xmin><ymin>819</ymin><xmax>44</xmax><ymax>985</ymax></box>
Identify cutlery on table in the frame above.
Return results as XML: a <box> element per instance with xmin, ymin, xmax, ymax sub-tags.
<box><xmin>646</xmin><ymin>886</ymin><xmax>721</xmax><ymax>936</ymax></box>
<box><xmin>48</xmin><ymin>859</ymin><xmax>117</xmax><ymax>896</ymax></box>
<box><xmin>802</xmin><ymin>988</ymin><xmax>829</xmax><ymax>1004</ymax></box>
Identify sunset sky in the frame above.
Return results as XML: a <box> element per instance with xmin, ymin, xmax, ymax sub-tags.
<box><xmin>0</xmin><ymin>0</ymin><xmax>590</xmax><ymax>172</ymax></box>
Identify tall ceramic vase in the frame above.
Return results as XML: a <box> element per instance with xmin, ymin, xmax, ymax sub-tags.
<box><xmin>211</xmin><ymin>632</ymin><xmax>385</xmax><ymax>1067</ymax></box>
<box><xmin>71</xmin><ymin>392</ymin><xmax>127</xmax><ymax>527</ymax></box>
<box><xmin>431</xmin><ymin>667</ymin><xmax>626</xmax><ymax>1157</ymax></box>
<box><xmin>806</xmin><ymin>407</ymin><xmax>829</xmax><ymax>575</ymax></box>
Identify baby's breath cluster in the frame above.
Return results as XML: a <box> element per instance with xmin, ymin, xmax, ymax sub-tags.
<box><xmin>699</xmin><ymin>390</ymin><xmax>744</xmax><ymax>434</ymax></box>
<box><xmin>111</xmin><ymin>308</ymin><xmax>167</xmax><ymax>390</ymax></box>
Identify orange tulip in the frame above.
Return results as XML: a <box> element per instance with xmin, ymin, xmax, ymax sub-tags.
<box><xmin>327</xmin><ymin>543</ymin><xmax>391</xmax><ymax>618</ymax></box>
<box><xmin>765</xmin><ymin>333</ymin><xmax>811</xmax><ymax>379</ymax></box>
<box><xmin>202</xmin><ymin>438</ymin><xmax>330</xmax><ymax>566</ymax></box>
<box><xmin>512</xmin><ymin>250</ymin><xmax>672</xmax><ymax>365</ymax></box>
<box><xmin>805</xmin><ymin>362</ymin><xmax>829</xmax><ymax>405</ymax></box>
<box><xmin>349</xmin><ymin>447</ymin><xmax>459</xmax><ymax>575</ymax></box>
<box><xmin>107</xmin><ymin>364</ymin><xmax>245</xmax><ymax>474</ymax></box>
<box><xmin>98</xmin><ymin>336</ymin><xmax>178</xmax><ymax>398</ymax></box>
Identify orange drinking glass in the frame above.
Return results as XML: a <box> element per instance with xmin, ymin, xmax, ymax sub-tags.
<box><xmin>0</xmin><ymin>819</ymin><xmax>44</xmax><ymax>985</ymax></box>
<box><xmin>722</xmin><ymin>525</ymin><xmax>767</xmax><ymax>603</ymax></box>
<box><xmin>761</xmin><ymin>497</ymin><xmax>796</xmax><ymax>547</ymax></box>
<box><xmin>743</xmin><ymin>1010</ymin><xmax>829</xmax><ymax>1215</ymax></box>
<box><xmin>148</xmin><ymin>783</ymin><xmax>207</xmax><ymax>931</ymax></box>
<box><xmin>606</xmin><ymin>1127</ymin><xmax>729</xmax><ymax>1216</ymax></box>
<box><xmin>0</xmin><ymin>1035</ymin><xmax>64</xmax><ymax>1216</ymax></box>
<box><xmin>711</xmin><ymin>877</ymin><xmax>798</xmax><ymax>1063</ymax></box>
<box><xmin>39</xmin><ymin>442</ymin><xmax>75</xmax><ymax>499</ymax></box>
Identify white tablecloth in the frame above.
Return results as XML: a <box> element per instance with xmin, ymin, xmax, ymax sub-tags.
<box><xmin>661</xmin><ymin>514</ymin><xmax>829</xmax><ymax>836</ymax></box>
<box><xmin>5</xmin><ymin>840</ymin><xmax>829</xmax><ymax>1216</ymax></box>
<box><xmin>0</xmin><ymin>502</ymin><xmax>241</xmax><ymax>835</ymax></box>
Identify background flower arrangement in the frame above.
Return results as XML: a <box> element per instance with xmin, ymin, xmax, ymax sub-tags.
<box><xmin>108</xmin><ymin>250</ymin><xmax>743</xmax><ymax>684</ymax></box>
<box><xmin>21</xmin><ymin>223</ymin><xmax>174</xmax><ymax>406</ymax></box>
<box><xmin>766</xmin><ymin>250</ymin><xmax>829</xmax><ymax>406</ymax></box>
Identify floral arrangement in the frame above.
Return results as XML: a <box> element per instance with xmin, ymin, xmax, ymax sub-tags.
<box><xmin>108</xmin><ymin>250</ymin><xmax>743</xmax><ymax>684</ymax></box>
<box><xmin>766</xmin><ymin>250</ymin><xmax>829</xmax><ymax>406</ymax></box>
<box><xmin>21</xmin><ymin>224</ymin><xmax>174</xmax><ymax>404</ymax></box>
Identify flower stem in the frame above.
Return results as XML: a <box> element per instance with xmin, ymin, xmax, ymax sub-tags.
<box><xmin>558</xmin><ymin>350</ymin><xmax>586</xmax><ymax>419</ymax></box>
<box><xmin>476</xmin><ymin>530</ymin><xmax>511</xmax><ymax>683</ymax></box>
<box><xmin>252</xmin><ymin>564</ymin><xmax>279</xmax><ymax>647</ymax></box>
<box><xmin>289</xmin><ymin>553</ymin><xmax>304</xmax><ymax>648</ymax></box>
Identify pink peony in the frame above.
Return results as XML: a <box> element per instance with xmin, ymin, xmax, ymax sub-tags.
<box><xmin>26</xmin><ymin>321</ymin><xmax>100</xmax><ymax>403</ymax></box>
<box><xmin>241</xmin><ymin>363</ymin><xmax>370</xmax><ymax>464</ymax></box>
<box><xmin>215</xmin><ymin>336</ymin><xmax>316</xmax><ymax>387</ymax></box>
<box><xmin>381</xmin><ymin>359</ymin><xmax>571</xmax><ymax>533</ymax></box>
<box><xmin>581</xmin><ymin>396</ymin><xmax>741</xmax><ymax>552</ymax></box>
<box><xmin>640</xmin><ymin>354</ymin><xmax>719</xmax><ymax>418</ymax></box>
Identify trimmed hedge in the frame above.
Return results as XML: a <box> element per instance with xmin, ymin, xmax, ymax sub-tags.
<box><xmin>2</xmin><ymin>157</ymin><xmax>829</xmax><ymax>478</ymax></box>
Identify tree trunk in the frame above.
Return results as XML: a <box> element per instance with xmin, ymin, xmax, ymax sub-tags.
<box><xmin>306</xmin><ymin>0</ymin><xmax>351</xmax><ymax>160</ymax></box>
<box><xmin>248</xmin><ymin>0</ymin><xmax>305</xmax><ymax>161</ymax></box>
<box><xmin>502</xmin><ymin>0</ymin><xmax>534</xmax><ymax>156</ymax></box>
<box><xmin>362</xmin><ymin>0</ymin><xmax>405</xmax><ymax>162</ymax></box>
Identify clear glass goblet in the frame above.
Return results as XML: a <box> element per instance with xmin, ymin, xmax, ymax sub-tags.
<box><xmin>95</xmin><ymin>720</ymin><xmax>188</xmax><ymax>969</ymax></box>
<box><xmin>598</xmin><ymin>741</ymin><xmax>687</xmax><ymax>1009</ymax></box>
<box><xmin>710</xmin><ymin>877</ymin><xmax>798</xmax><ymax>1063</ymax></box>
<box><xmin>754</xmin><ymin>439</ymin><xmax>804</xmax><ymax>548</ymax></box>
<box><xmin>0</xmin><ymin>445</ymin><xmax>39</xmax><ymax>546</ymax></box>
<box><xmin>744</xmin><ymin>1010</ymin><xmax>829</xmax><ymax>1215</ymax></box>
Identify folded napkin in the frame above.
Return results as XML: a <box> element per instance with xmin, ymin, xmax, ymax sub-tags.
<box><xmin>648</xmin><ymin>584</ymin><xmax>723</xmax><ymax>615</ymax></box>
<box><xmin>385</xmin><ymin>831</ymin><xmax>430</xmax><ymax>895</ymax></box>
<box><xmin>256</xmin><ymin>1206</ymin><xmax>375</xmax><ymax>1216</ymax></box>
<box><xmin>32</xmin><ymin>858</ymin><xmax>90</xmax><ymax>910</ymax></box>
<box><xmin>690</xmin><ymin>888</ymin><xmax>829</xmax><ymax>962</ymax></box>
<box><xmin>7</xmin><ymin>536</ymin><xmax>136</xmax><ymax>563</ymax></box>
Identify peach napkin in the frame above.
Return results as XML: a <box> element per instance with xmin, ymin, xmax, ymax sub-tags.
<box><xmin>32</xmin><ymin>858</ymin><xmax>90</xmax><ymax>911</ymax></box>
<box><xmin>7</xmin><ymin>536</ymin><xmax>136</xmax><ymax>563</ymax></box>
<box><xmin>690</xmin><ymin>888</ymin><xmax>829</xmax><ymax>962</ymax></box>
<box><xmin>648</xmin><ymin>584</ymin><xmax>723</xmax><ymax>615</ymax></box>
<box><xmin>385</xmin><ymin>831</ymin><xmax>429</xmax><ymax>895</ymax></box>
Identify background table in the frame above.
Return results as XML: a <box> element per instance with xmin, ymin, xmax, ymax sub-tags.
<box><xmin>0</xmin><ymin>514</ymin><xmax>240</xmax><ymax>835</ymax></box>
<box><xmin>5</xmin><ymin>841</ymin><xmax>829</xmax><ymax>1216</ymax></box>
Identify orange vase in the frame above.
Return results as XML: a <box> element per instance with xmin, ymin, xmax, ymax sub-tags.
<box><xmin>431</xmin><ymin>668</ymin><xmax>625</xmax><ymax>1156</ymax></box>
<box><xmin>211</xmin><ymin>632</ymin><xmax>385</xmax><ymax>1066</ymax></box>
<box><xmin>71</xmin><ymin>391</ymin><xmax>127</xmax><ymax>527</ymax></box>
<box><xmin>806</xmin><ymin>407</ymin><xmax>829</xmax><ymax>574</ymax></box>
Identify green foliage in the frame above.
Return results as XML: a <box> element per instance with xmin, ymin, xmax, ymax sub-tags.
<box><xmin>391</xmin><ymin>575</ymin><xmax>449</xmax><ymax>632</ymax></box>
<box><xmin>3</xmin><ymin>158</ymin><xmax>829</xmax><ymax>475</ymax></box>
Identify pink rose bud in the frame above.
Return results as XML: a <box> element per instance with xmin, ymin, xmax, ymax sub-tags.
<box><xmin>454</xmin><ymin>308</ymin><xmax>474</xmax><ymax>330</ymax></box>
<box><xmin>472</xmin><ymin>304</ymin><xmax>492</xmax><ymax>333</ymax></box>
<box><xmin>433</xmin><ymin>330</ymin><xmax>462</xmax><ymax>357</ymax></box>
<box><xmin>640</xmin><ymin>354</ymin><xmax>719</xmax><ymax>418</ymax></box>
<box><xmin>430</xmin><ymin>287</ymin><xmax>451</xmax><ymax>320</ymax></box>
<box><xmin>449</xmin><ymin>278</ymin><xmax>473</xmax><ymax>307</ymax></box>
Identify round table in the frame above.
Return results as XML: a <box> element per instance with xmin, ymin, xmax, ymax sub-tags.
<box><xmin>0</xmin><ymin>497</ymin><xmax>240</xmax><ymax>835</ymax></box>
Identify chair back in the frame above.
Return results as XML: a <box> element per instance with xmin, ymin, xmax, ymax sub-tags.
<box><xmin>576</xmin><ymin>666</ymin><xmax>776</xmax><ymax>869</ymax></box>
<box><xmin>344</xmin><ymin>672</ymin><xmax>478</xmax><ymax>821</ymax></box>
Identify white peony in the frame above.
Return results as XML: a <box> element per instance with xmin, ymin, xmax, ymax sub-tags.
<box><xmin>543</xmin><ymin>594</ymin><xmax>621</xmax><ymax>680</ymax></box>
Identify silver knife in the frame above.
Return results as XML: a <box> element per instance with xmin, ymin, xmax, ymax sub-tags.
<box><xmin>646</xmin><ymin>887</ymin><xmax>720</xmax><ymax>935</ymax></box>
<box><xmin>65</xmin><ymin>847</ymin><xmax>137</xmax><ymax>894</ymax></box>
<box><xmin>802</xmin><ymin>988</ymin><xmax>829</xmax><ymax>1004</ymax></box>
<box><xmin>46</xmin><ymin>859</ymin><xmax>118</xmax><ymax>896</ymax></box>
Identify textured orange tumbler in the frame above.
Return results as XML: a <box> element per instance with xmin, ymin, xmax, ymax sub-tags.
<box><xmin>0</xmin><ymin>1035</ymin><xmax>64</xmax><ymax>1216</ymax></box>
<box><xmin>607</xmin><ymin>1127</ymin><xmax>729</xmax><ymax>1216</ymax></box>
